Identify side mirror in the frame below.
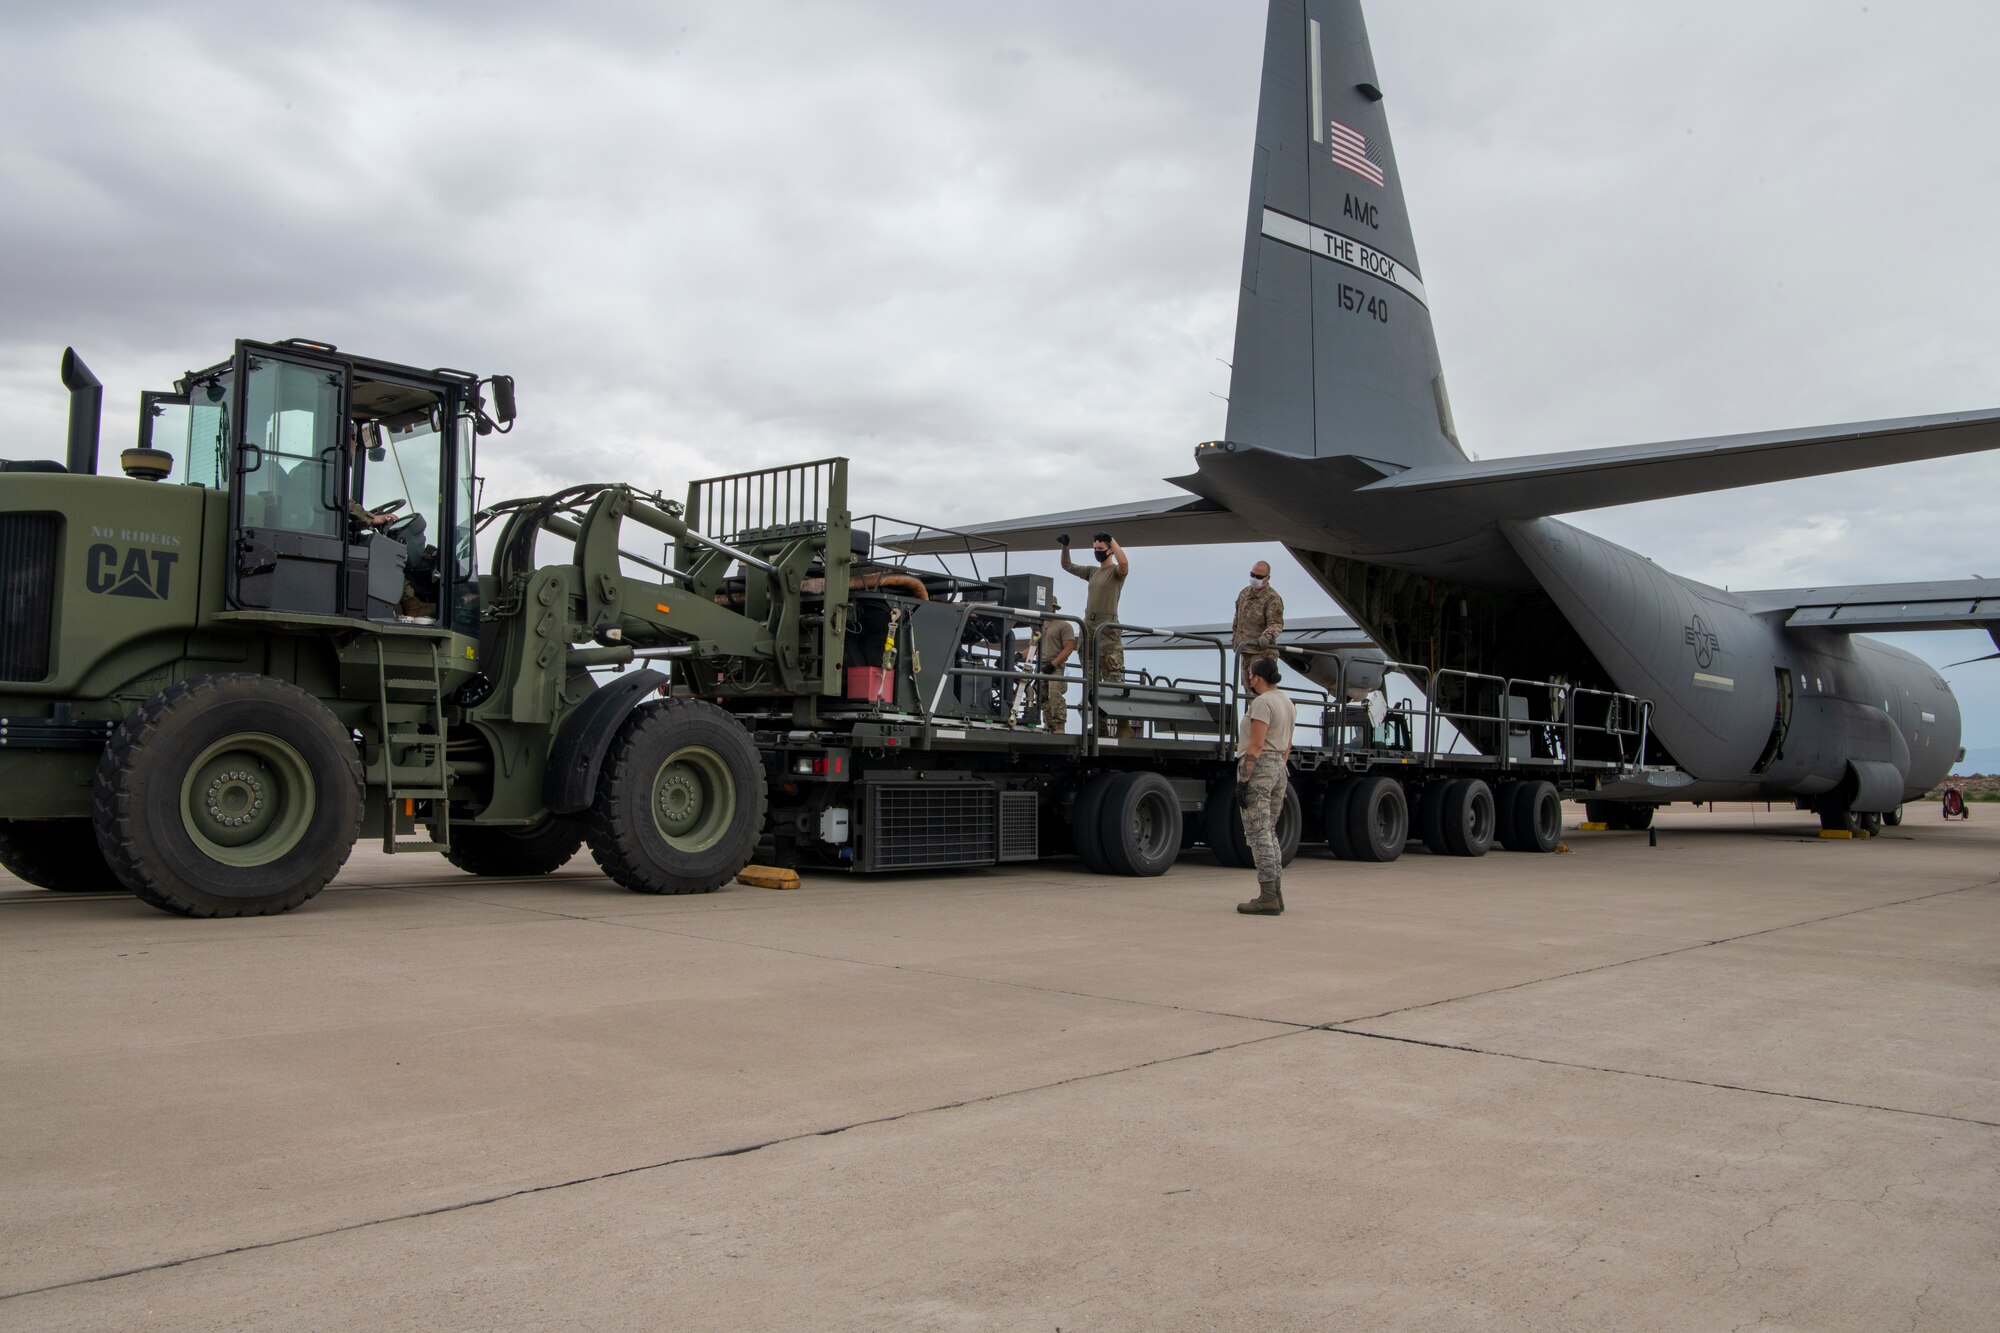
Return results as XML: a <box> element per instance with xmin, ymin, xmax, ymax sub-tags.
<box><xmin>490</xmin><ymin>375</ymin><xmax>516</xmax><ymax>425</ymax></box>
<box><xmin>368</xmin><ymin>446</ymin><xmax>387</xmax><ymax>463</ymax></box>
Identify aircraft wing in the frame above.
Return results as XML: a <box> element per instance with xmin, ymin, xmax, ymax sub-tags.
<box><xmin>1119</xmin><ymin>615</ymin><xmax>1375</xmax><ymax>651</ymax></box>
<box><xmin>1736</xmin><ymin>577</ymin><xmax>2000</xmax><ymax>641</ymax></box>
<box><xmin>1357</xmin><ymin>409</ymin><xmax>2000</xmax><ymax>519</ymax></box>
<box><xmin>883</xmin><ymin>494</ymin><xmax>1259</xmax><ymax>555</ymax></box>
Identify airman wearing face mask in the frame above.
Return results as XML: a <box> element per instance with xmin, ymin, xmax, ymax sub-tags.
<box><xmin>1059</xmin><ymin>530</ymin><xmax>1135</xmax><ymax>738</ymax></box>
<box><xmin>1232</xmin><ymin>559</ymin><xmax>1285</xmax><ymax>694</ymax></box>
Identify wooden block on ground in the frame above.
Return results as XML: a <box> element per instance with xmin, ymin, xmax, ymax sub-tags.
<box><xmin>737</xmin><ymin>865</ymin><xmax>802</xmax><ymax>890</ymax></box>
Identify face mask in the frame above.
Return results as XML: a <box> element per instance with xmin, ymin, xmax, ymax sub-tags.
<box><xmin>1249</xmin><ymin>575</ymin><xmax>1267</xmax><ymax>588</ymax></box>
<box><xmin>1093</xmin><ymin>547</ymin><xmax>1110</xmax><ymax>563</ymax></box>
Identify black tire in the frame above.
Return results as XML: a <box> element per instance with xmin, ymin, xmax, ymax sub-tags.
<box><xmin>1817</xmin><ymin>799</ymin><xmax>1857</xmax><ymax>835</ymax></box>
<box><xmin>1203</xmin><ymin>775</ymin><xmax>1252</xmax><ymax>868</ymax></box>
<box><xmin>1620</xmin><ymin>805</ymin><xmax>1656</xmax><ymax>832</ymax></box>
<box><xmin>443</xmin><ymin>814</ymin><xmax>586</xmax><ymax>877</ymax></box>
<box><xmin>0</xmin><ymin>819</ymin><xmax>126</xmax><ymax>893</ymax></box>
<box><xmin>584</xmin><ymin>699</ymin><xmax>765</xmax><ymax>894</ymax></box>
<box><xmin>1419</xmin><ymin>780</ymin><xmax>1452</xmax><ymax>856</ymax></box>
<box><xmin>1322</xmin><ymin>777</ymin><xmax>1357</xmax><ymax>860</ymax></box>
<box><xmin>1857</xmin><ymin>811</ymin><xmax>1883</xmax><ymax>837</ymax></box>
<box><xmin>1882</xmin><ymin>805</ymin><xmax>1903</xmax><ymax>827</ymax></box>
<box><xmin>1440</xmin><ymin>778</ymin><xmax>1496</xmax><ymax>858</ymax></box>
<box><xmin>1101</xmin><ymin>771</ymin><xmax>1182</xmax><ymax>877</ymax></box>
<box><xmin>1277</xmin><ymin>782</ymin><xmax>1302</xmax><ymax>867</ymax></box>
<box><xmin>92</xmin><ymin>675</ymin><xmax>362</xmax><ymax>917</ymax></box>
<box><xmin>1505</xmin><ymin>780</ymin><xmax>1562</xmax><ymax>853</ymax></box>
<box><xmin>1071</xmin><ymin>771</ymin><xmax>1122</xmax><ymax>874</ymax></box>
<box><xmin>1345</xmin><ymin>776</ymin><xmax>1407</xmax><ymax>863</ymax></box>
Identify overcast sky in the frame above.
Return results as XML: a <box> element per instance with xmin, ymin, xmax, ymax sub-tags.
<box><xmin>4</xmin><ymin>0</ymin><xmax>1996</xmax><ymax>751</ymax></box>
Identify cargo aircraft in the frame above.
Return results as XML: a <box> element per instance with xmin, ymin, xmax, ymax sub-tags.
<box><xmin>898</xmin><ymin>0</ymin><xmax>2000</xmax><ymax>831</ymax></box>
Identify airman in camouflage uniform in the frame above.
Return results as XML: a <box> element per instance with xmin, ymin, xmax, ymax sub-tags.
<box><xmin>1019</xmin><ymin>601</ymin><xmax>1076</xmax><ymax>732</ymax></box>
<box><xmin>1235</xmin><ymin>656</ymin><xmax>1297</xmax><ymax>915</ymax></box>
<box><xmin>1233</xmin><ymin>559</ymin><xmax>1285</xmax><ymax>694</ymax></box>
<box><xmin>1061</xmin><ymin>531</ymin><xmax>1136</xmax><ymax>738</ymax></box>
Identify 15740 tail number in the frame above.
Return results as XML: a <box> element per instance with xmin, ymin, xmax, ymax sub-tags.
<box><xmin>1337</xmin><ymin>283</ymin><xmax>1389</xmax><ymax>323</ymax></box>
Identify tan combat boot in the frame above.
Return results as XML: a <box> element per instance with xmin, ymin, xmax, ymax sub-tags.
<box><xmin>1237</xmin><ymin>880</ymin><xmax>1283</xmax><ymax>915</ymax></box>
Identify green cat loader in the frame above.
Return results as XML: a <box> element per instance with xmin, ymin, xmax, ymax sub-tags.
<box><xmin>0</xmin><ymin>340</ymin><xmax>856</xmax><ymax>916</ymax></box>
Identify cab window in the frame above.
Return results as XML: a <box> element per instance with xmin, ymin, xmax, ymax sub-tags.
<box><xmin>240</xmin><ymin>359</ymin><xmax>342</xmax><ymax>537</ymax></box>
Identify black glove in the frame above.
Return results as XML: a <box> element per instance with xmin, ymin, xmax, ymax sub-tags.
<box><xmin>1057</xmin><ymin>533</ymin><xmax>1070</xmax><ymax>547</ymax></box>
<box><xmin>1234</xmin><ymin>783</ymin><xmax>1250</xmax><ymax>811</ymax></box>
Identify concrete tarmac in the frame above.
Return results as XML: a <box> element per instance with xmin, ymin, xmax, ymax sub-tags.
<box><xmin>1</xmin><ymin>805</ymin><xmax>1995</xmax><ymax>1330</ymax></box>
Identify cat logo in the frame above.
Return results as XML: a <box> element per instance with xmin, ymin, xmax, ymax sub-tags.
<box><xmin>1683</xmin><ymin>615</ymin><xmax>1719</xmax><ymax>669</ymax></box>
<box><xmin>85</xmin><ymin>544</ymin><xmax>180</xmax><ymax>600</ymax></box>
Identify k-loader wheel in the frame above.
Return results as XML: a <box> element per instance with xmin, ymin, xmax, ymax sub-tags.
<box><xmin>0</xmin><ymin>818</ymin><xmax>126</xmax><ymax>893</ymax></box>
<box><xmin>92</xmin><ymin>674</ymin><xmax>364</xmax><ymax>917</ymax></box>
<box><xmin>584</xmin><ymin>699</ymin><xmax>766</xmax><ymax>894</ymax></box>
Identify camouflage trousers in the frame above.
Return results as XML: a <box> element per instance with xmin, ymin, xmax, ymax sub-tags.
<box><xmin>1088</xmin><ymin>624</ymin><xmax>1136</xmax><ymax>739</ymax></box>
<box><xmin>1241</xmin><ymin>750</ymin><xmax>1287</xmax><ymax>883</ymax></box>
<box><xmin>1039</xmin><ymin>665</ymin><xmax>1067</xmax><ymax>733</ymax></box>
<box><xmin>1237</xmin><ymin>646</ymin><xmax>1274</xmax><ymax>696</ymax></box>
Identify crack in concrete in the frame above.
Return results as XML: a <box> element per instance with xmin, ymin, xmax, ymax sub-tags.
<box><xmin>11</xmin><ymin>871</ymin><xmax>1990</xmax><ymax>1305</ymax></box>
<box><xmin>0</xmin><ymin>1027</ymin><xmax>1300</xmax><ymax>1305</ymax></box>
<box><xmin>1328</xmin><ymin>878</ymin><xmax>1993</xmax><ymax>1027</ymax></box>
<box><xmin>1319</xmin><ymin>1027</ymin><xmax>2000</xmax><ymax>1129</ymax></box>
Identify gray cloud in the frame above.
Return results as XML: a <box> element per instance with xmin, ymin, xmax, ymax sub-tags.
<box><xmin>4</xmin><ymin>1</ymin><xmax>1995</xmax><ymax>745</ymax></box>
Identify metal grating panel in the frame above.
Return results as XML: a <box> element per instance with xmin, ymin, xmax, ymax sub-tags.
<box><xmin>864</xmin><ymin>782</ymin><xmax>995</xmax><ymax>871</ymax></box>
<box><xmin>0</xmin><ymin>513</ymin><xmax>58</xmax><ymax>682</ymax></box>
<box><xmin>997</xmin><ymin>791</ymin><xmax>1039</xmax><ymax>862</ymax></box>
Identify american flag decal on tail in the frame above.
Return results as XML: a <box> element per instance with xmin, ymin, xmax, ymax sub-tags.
<box><xmin>1328</xmin><ymin>117</ymin><xmax>1386</xmax><ymax>187</ymax></box>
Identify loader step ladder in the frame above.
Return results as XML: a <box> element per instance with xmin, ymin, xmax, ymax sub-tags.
<box><xmin>376</xmin><ymin>640</ymin><xmax>451</xmax><ymax>854</ymax></box>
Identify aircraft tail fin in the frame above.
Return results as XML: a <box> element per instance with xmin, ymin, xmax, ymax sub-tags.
<box><xmin>1224</xmin><ymin>0</ymin><xmax>1463</xmax><ymax>470</ymax></box>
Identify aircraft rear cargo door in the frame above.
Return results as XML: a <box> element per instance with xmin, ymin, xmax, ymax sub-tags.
<box><xmin>227</xmin><ymin>342</ymin><xmax>352</xmax><ymax>615</ymax></box>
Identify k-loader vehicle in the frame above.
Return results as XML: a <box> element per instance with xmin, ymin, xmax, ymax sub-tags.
<box><xmin>1</xmin><ymin>340</ymin><xmax>1660</xmax><ymax>918</ymax></box>
<box><xmin>0</xmin><ymin>338</ymin><xmax>853</xmax><ymax>916</ymax></box>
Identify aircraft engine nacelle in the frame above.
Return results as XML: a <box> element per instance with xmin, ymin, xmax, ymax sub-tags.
<box><xmin>1772</xmin><ymin>694</ymin><xmax>1910</xmax><ymax>808</ymax></box>
<box><xmin>1279</xmin><ymin>645</ymin><xmax>1387</xmax><ymax>699</ymax></box>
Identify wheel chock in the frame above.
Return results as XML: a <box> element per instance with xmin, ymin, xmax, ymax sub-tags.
<box><xmin>737</xmin><ymin>865</ymin><xmax>801</xmax><ymax>889</ymax></box>
<box><xmin>1578</xmin><ymin>821</ymin><xmax>1608</xmax><ymax>831</ymax></box>
<box><xmin>1817</xmin><ymin>829</ymin><xmax>1854</xmax><ymax>840</ymax></box>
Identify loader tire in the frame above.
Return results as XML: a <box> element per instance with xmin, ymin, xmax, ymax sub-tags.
<box><xmin>1321</xmin><ymin>777</ymin><xmax>1357</xmax><ymax>860</ymax></box>
<box><xmin>1440</xmin><ymin>778</ymin><xmax>1497</xmax><ymax>858</ymax></box>
<box><xmin>1345</xmin><ymin>776</ymin><xmax>1408</xmax><ymax>863</ymax></box>
<box><xmin>1501</xmin><ymin>780</ymin><xmax>1562</xmax><ymax>853</ymax></box>
<box><xmin>1204</xmin><ymin>774</ymin><xmax>1300</xmax><ymax>869</ymax></box>
<box><xmin>0</xmin><ymin>818</ymin><xmax>126</xmax><ymax>893</ymax></box>
<box><xmin>585</xmin><ymin>699</ymin><xmax>764</xmax><ymax>894</ymax></box>
<box><xmin>1203</xmin><ymin>774</ymin><xmax>1252</xmax><ymax>868</ymax></box>
<box><xmin>1100</xmin><ymin>771</ymin><xmax>1181</xmax><ymax>877</ymax></box>
<box><xmin>443</xmin><ymin>814</ymin><xmax>585</xmax><ymax>877</ymax></box>
<box><xmin>1070</xmin><ymin>771</ymin><xmax>1122</xmax><ymax>875</ymax></box>
<box><xmin>93</xmin><ymin>675</ymin><xmax>362</xmax><ymax>917</ymax></box>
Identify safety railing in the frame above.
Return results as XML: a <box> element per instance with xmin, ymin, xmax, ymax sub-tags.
<box><xmin>1314</xmin><ymin>656</ymin><xmax>1656</xmax><ymax>776</ymax></box>
<box><xmin>689</xmin><ymin>457</ymin><xmax>845</xmax><ymax>546</ymax></box>
<box><xmin>851</xmin><ymin>513</ymin><xmax>1011</xmax><ymax>588</ymax></box>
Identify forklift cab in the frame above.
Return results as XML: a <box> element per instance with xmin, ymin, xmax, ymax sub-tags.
<box><xmin>139</xmin><ymin>339</ymin><xmax>509</xmax><ymax>636</ymax></box>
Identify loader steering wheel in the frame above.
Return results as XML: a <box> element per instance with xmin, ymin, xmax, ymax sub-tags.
<box><xmin>367</xmin><ymin>500</ymin><xmax>406</xmax><ymax>518</ymax></box>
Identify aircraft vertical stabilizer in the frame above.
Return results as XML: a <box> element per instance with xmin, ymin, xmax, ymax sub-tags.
<box><xmin>1225</xmin><ymin>0</ymin><xmax>1462</xmax><ymax>471</ymax></box>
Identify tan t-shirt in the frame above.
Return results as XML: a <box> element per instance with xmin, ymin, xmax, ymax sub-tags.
<box><xmin>1083</xmin><ymin>562</ymin><xmax>1125</xmax><ymax>623</ymax></box>
<box><xmin>1239</xmin><ymin>687</ymin><xmax>1296</xmax><ymax>757</ymax></box>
